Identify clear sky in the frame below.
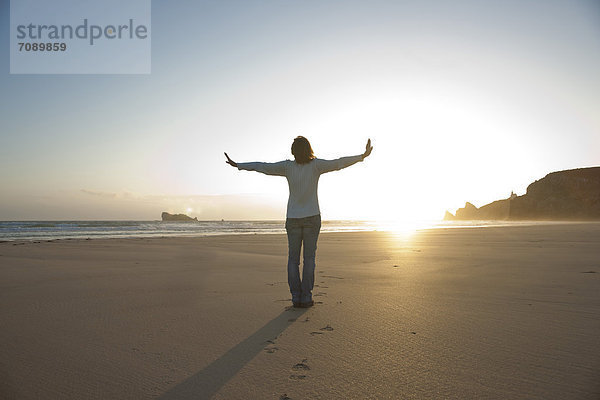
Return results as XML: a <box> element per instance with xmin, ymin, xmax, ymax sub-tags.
<box><xmin>1</xmin><ymin>0</ymin><xmax>599</xmax><ymax>221</ymax></box>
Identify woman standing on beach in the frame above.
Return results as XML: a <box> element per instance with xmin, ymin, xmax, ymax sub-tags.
<box><xmin>225</xmin><ymin>137</ymin><xmax>373</xmax><ymax>308</ymax></box>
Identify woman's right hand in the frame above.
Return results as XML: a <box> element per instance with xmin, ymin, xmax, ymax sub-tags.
<box><xmin>224</xmin><ymin>152</ymin><xmax>238</xmax><ymax>168</ymax></box>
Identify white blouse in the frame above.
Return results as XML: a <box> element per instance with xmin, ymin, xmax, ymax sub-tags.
<box><xmin>237</xmin><ymin>155</ymin><xmax>364</xmax><ymax>218</ymax></box>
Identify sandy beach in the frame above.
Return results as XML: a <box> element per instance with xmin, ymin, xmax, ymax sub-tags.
<box><xmin>1</xmin><ymin>224</ymin><xmax>599</xmax><ymax>399</ymax></box>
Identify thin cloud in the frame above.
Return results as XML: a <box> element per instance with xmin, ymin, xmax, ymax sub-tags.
<box><xmin>81</xmin><ymin>189</ymin><xmax>118</xmax><ymax>198</ymax></box>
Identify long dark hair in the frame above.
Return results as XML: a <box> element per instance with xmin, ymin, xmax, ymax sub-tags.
<box><xmin>291</xmin><ymin>136</ymin><xmax>315</xmax><ymax>164</ymax></box>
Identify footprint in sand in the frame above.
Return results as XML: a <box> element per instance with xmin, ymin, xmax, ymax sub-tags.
<box><xmin>289</xmin><ymin>374</ymin><xmax>307</xmax><ymax>380</ymax></box>
<box><xmin>279</xmin><ymin>394</ymin><xmax>292</xmax><ymax>400</ymax></box>
<box><xmin>264</xmin><ymin>338</ymin><xmax>279</xmax><ymax>353</ymax></box>
<box><xmin>292</xmin><ymin>359</ymin><xmax>310</xmax><ymax>370</ymax></box>
<box><xmin>314</xmin><ymin>292</ymin><xmax>327</xmax><ymax>297</ymax></box>
<box><xmin>289</xmin><ymin>359</ymin><xmax>310</xmax><ymax>380</ymax></box>
<box><xmin>310</xmin><ymin>324</ymin><xmax>334</xmax><ymax>335</ymax></box>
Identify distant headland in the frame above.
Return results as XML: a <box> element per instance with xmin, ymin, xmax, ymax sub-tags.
<box><xmin>161</xmin><ymin>212</ymin><xmax>198</xmax><ymax>222</ymax></box>
<box><xmin>445</xmin><ymin>167</ymin><xmax>600</xmax><ymax>221</ymax></box>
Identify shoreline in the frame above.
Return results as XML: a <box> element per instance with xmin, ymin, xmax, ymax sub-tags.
<box><xmin>2</xmin><ymin>220</ymin><xmax>600</xmax><ymax>243</ymax></box>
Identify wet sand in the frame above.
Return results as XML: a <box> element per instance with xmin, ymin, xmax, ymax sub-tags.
<box><xmin>1</xmin><ymin>223</ymin><xmax>599</xmax><ymax>399</ymax></box>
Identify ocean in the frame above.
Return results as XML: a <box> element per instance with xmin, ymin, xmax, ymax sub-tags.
<box><xmin>0</xmin><ymin>220</ymin><xmax>382</xmax><ymax>241</ymax></box>
<box><xmin>0</xmin><ymin>220</ymin><xmax>563</xmax><ymax>241</ymax></box>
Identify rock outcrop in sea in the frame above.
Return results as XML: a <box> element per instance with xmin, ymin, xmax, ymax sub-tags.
<box><xmin>445</xmin><ymin>167</ymin><xmax>600</xmax><ymax>221</ymax></box>
<box><xmin>161</xmin><ymin>212</ymin><xmax>198</xmax><ymax>222</ymax></box>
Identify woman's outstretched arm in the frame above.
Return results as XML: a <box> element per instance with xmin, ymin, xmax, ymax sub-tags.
<box><xmin>315</xmin><ymin>138</ymin><xmax>373</xmax><ymax>174</ymax></box>
<box><xmin>224</xmin><ymin>152</ymin><xmax>287</xmax><ymax>176</ymax></box>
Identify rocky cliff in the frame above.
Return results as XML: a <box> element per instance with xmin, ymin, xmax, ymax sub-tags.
<box><xmin>445</xmin><ymin>167</ymin><xmax>600</xmax><ymax>221</ymax></box>
<box><xmin>161</xmin><ymin>212</ymin><xmax>198</xmax><ymax>222</ymax></box>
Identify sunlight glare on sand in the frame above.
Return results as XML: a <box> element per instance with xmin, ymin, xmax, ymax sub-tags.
<box><xmin>376</xmin><ymin>219</ymin><xmax>437</xmax><ymax>240</ymax></box>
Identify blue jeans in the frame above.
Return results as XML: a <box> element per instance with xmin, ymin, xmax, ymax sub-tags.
<box><xmin>285</xmin><ymin>214</ymin><xmax>321</xmax><ymax>303</ymax></box>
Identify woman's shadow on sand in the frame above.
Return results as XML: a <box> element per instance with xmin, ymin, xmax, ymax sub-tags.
<box><xmin>158</xmin><ymin>307</ymin><xmax>307</xmax><ymax>400</ymax></box>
